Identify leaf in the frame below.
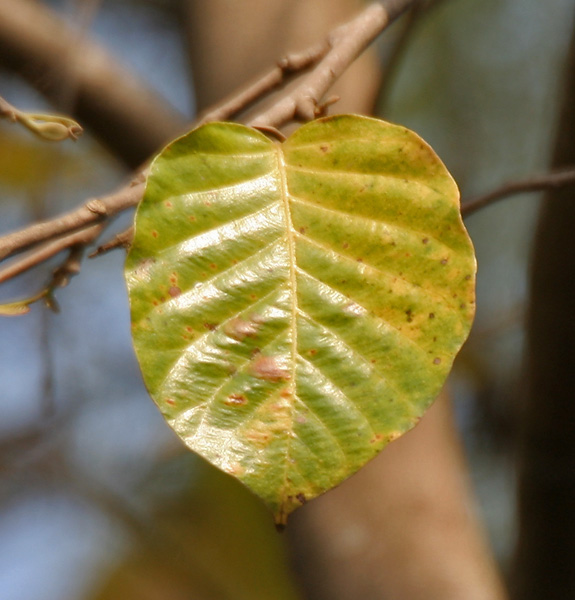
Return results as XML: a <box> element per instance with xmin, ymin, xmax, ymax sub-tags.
<box><xmin>0</xmin><ymin>299</ymin><xmax>31</xmax><ymax>316</ymax></box>
<box><xmin>0</xmin><ymin>288</ymin><xmax>49</xmax><ymax>316</ymax></box>
<box><xmin>125</xmin><ymin>115</ymin><xmax>476</xmax><ymax>526</ymax></box>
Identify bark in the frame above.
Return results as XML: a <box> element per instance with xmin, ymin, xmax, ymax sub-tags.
<box><xmin>513</xmin><ymin>14</ymin><xmax>575</xmax><ymax>599</ymax></box>
<box><xmin>0</xmin><ymin>0</ymin><xmax>186</xmax><ymax>168</ymax></box>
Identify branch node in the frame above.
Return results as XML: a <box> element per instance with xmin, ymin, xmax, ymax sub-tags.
<box><xmin>278</xmin><ymin>42</ymin><xmax>329</xmax><ymax>73</ymax></box>
<box><xmin>131</xmin><ymin>171</ymin><xmax>147</xmax><ymax>186</ymax></box>
<box><xmin>315</xmin><ymin>95</ymin><xmax>340</xmax><ymax>118</ymax></box>
<box><xmin>86</xmin><ymin>199</ymin><xmax>108</xmax><ymax>216</ymax></box>
<box><xmin>295</xmin><ymin>97</ymin><xmax>318</xmax><ymax>122</ymax></box>
<box><xmin>89</xmin><ymin>226</ymin><xmax>134</xmax><ymax>258</ymax></box>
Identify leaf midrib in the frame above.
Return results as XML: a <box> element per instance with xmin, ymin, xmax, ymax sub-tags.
<box><xmin>275</xmin><ymin>142</ymin><xmax>298</xmax><ymax>516</ymax></box>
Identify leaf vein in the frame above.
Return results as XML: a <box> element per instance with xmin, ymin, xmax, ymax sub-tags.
<box><xmin>289</xmin><ymin>193</ymin><xmax>457</xmax><ymax>253</ymax></box>
<box><xmin>298</xmin><ymin>355</ymin><xmax>376</xmax><ymax>455</ymax></box>
<box><xmin>294</xmin><ymin>231</ymin><xmax>456</xmax><ymax>309</ymax></box>
<box><xmin>287</xmin><ymin>164</ymin><xmax>443</xmax><ymax>196</ymax></box>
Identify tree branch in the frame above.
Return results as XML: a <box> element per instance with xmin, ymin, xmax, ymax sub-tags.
<box><xmin>249</xmin><ymin>1</ymin><xmax>414</xmax><ymax>127</ymax></box>
<box><xmin>0</xmin><ymin>180</ymin><xmax>144</xmax><ymax>262</ymax></box>
<box><xmin>461</xmin><ymin>168</ymin><xmax>575</xmax><ymax>216</ymax></box>
<box><xmin>0</xmin><ymin>224</ymin><xmax>101</xmax><ymax>285</ymax></box>
<box><xmin>196</xmin><ymin>42</ymin><xmax>330</xmax><ymax>125</ymax></box>
<box><xmin>0</xmin><ymin>0</ymin><xmax>415</xmax><ymax>294</ymax></box>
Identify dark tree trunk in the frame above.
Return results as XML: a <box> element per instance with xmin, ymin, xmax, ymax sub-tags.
<box><xmin>513</xmin><ymin>15</ymin><xmax>575</xmax><ymax>599</ymax></box>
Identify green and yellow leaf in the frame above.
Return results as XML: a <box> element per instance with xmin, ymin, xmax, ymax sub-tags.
<box><xmin>125</xmin><ymin>115</ymin><xmax>476</xmax><ymax>525</ymax></box>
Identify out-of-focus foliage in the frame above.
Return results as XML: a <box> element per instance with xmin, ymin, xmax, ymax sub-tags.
<box><xmin>91</xmin><ymin>458</ymin><xmax>301</xmax><ymax>600</ymax></box>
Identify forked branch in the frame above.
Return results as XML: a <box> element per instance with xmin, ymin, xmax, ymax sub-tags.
<box><xmin>0</xmin><ymin>0</ymin><xmax>416</xmax><ymax>301</ymax></box>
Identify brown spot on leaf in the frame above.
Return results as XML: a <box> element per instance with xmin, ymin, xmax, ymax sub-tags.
<box><xmin>225</xmin><ymin>393</ymin><xmax>248</xmax><ymax>407</ymax></box>
<box><xmin>299</xmin><ymin>226</ymin><xmax>306</xmax><ymax>234</ymax></box>
<box><xmin>422</xmin><ymin>237</ymin><xmax>429</xmax><ymax>244</ymax></box>
<box><xmin>209</xmin><ymin>263</ymin><xmax>217</xmax><ymax>270</ymax></box>
<box><xmin>370</xmin><ymin>433</ymin><xmax>384</xmax><ymax>444</ymax></box>
<box><xmin>429</xmin><ymin>312</ymin><xmax>435</xmax><ymax>319</ymax></box>
<box><xmin>165</xmin><ymin>201</ymin><xmax>172</xmax><ymax>208</ymax></box>
<box><xmin>165</xmin><ymin>398</ymin><xmax>175</xmax><ymax>406</ymax></box>
<box><xmin>296</xmin><ymin>493</ymin><xmax>307</xmax><ymax>505</ymax></box>
<box><xmin>250</xmin><ymin>356</ymin><xmax>290</xmax><ymax>382</ymax></box>
<box><xmin>433</xmin><ymin>357</ymin><xmax>441</xmax><ymax>365</ymax></box>
<box><xmin>151</xmin><ymin>230</ymin><xmax>158</xmax><ymax>238</ymax></box>
<box><xmin>204</xmin><ymin>322</ymin><xmax>217</xmax><ymax>331</ymax></box>
<box><xmin>308</xmin><ymin>349</ymin><xmax>318</xmax><ymax>356</ymax></box>
<box><xmin>189</xmin><ymin>215</ymin><xmax>196</xmax><ymax>222</ymax></box>
<box><xmin>168</xmin><ymin>286</ymin><xmax>181</xmax><ymax>298</ymax></box>
<box><xmin>405</xmin><ymin>309</ymin><xmax>413</xmax><ymax>323</ymax></box>
<box><xmin>342</xmin><ymin>242</ymin><xmax>349</xmax><ymax>249</ymax></box>
<box><xmin>440</xmin><ymin>258</ymin><xmax>448</xmax><ymax>265</ymax></box>
<box><xmin>320</xmin><ymin>144</ymin><xmax>329</xmax><ymax>153</ymax></box>
<box><xmin>224</xmin><ymin>317</ymin><xmax>258</xmax><ymax>341</ymax></box>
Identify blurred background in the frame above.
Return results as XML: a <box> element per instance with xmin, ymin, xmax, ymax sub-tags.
<box><xmin>1</xmin><ymin>0</ymin><xmax>574</xmax><ymax>598</ymax></box>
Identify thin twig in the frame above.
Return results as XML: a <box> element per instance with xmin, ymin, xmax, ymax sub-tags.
<box><xmin>461</xmin><ymin>168</ymin><xmax>575</xmax><ymax>217</ymax></box>
<box><xmin>0</xmin><ymin>180</ymin><xmax>143</xmax><ymax>261</ymax></box>
<box><xmin>0</xmin><ymin>223</ymin><xmax>103</xmax><ymax>284</ymax></box>
<box><xmin>0</xmin><ymin>0</ymin><xmax>416</xmax><ymax>289</ymax></box>
<box><xmin>249</xmin><ymin>1</ymin><xmax>415</xmax><ymax>128</ymax></box>
<box><xmin>89</xmin><ymin>226</ymin><xmax>134</xmax><ymax>257</ymax></box>
<box><xmin>197</xmin><ymin>42</ymin><xmax>329</xmax><ymax>125</ymax></box>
